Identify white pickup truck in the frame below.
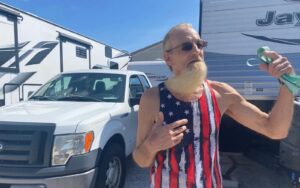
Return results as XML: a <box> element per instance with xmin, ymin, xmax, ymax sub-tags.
<box><xmin>0</xmin><ymin>69</ymin><xmax>151</xmax><ymax>188</ymax></box>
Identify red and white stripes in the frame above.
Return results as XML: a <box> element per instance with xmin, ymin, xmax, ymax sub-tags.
<box><xmin>151</xmin><ymin>81</ymin><xmax>222</xmax><ymax>188</ymax></box>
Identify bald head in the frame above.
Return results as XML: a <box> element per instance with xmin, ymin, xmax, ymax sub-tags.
<box><xmin>162</xmin><ymin>23</ymin><xmax>198</xmax><ymax>52</ymax></box>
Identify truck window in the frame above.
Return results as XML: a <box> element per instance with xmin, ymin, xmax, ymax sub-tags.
<box><xmin>93</xmin><ymin>75</ymin><xmax>125</xmax><ymax>102</ymax></box>
<box><xmin>42</xmin><ymin>76</ymin><xmax>72</xmax><ymax>96</ymax></box>
<box><xmin>138</xmin><ymin>75</ymin><xmax>150</xmax><ymax>90</ymax></box>
<box><xmin>129</xmin><ymin>75</ymin><xmax>144</xmax><ymax>98</ymax></box>
<box><xmin>31</xmin><ymin>73</ymin><xmax>125</xmax><ymax>102</ymax></box>
<box><xmin>54</xmin><ymin>76</ymin><xmax>71</xmax><ymax>92</ymax></box>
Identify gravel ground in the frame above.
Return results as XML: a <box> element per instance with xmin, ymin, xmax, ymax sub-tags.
<box><xmin>124</xmin><ymin>152</ymin><xmax>293</xmax><ymax>188</ymax></box>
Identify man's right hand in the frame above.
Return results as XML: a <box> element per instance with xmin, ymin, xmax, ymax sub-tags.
<box><xmin>146</xmin><ymin>112</ymin><xmax>188</xmax><ymax>153</ymax></box>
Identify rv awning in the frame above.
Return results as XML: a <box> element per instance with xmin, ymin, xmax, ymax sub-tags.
<box><xmin>0</xmin><ymin>4</ymin><xmax>23</xmax><ymax>20</ymax></box>
<box><xmin>58</xmin><ymin>32</ymin><xmax>93</xmax><ymax>49</ymax></box>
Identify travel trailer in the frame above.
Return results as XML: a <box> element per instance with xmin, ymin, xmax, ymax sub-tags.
<box><xmin>201</xmin><ymin>0</ymin><xmax>300</xmax><ymax>100</ymax></box>
<box><xmin>200</xmin><ymin>0</ymin><xmax>300</xmax><ymax>184</ymax></box>
<box><xmin>0</xmin><ymin>2</ymin><xmax>130</xmax><ymax>106</ymax></box>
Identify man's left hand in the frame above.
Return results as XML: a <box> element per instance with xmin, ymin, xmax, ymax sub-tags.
<box><xmin>259</xmin><ymin>50</ymin><xmax>294</xmax><ymax>78</ymax></box>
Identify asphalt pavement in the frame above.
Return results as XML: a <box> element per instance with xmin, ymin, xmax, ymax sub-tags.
<box><xmin>124</xmin><ymin>152</ymin><xmax>292</xmax><ymax>188</ymax></box>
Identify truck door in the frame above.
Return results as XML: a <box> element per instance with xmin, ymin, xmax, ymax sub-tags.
<box><xmin>123</xmin><ymin>74</ymin><xmax>148</xmax><ymax>150</ymax></box>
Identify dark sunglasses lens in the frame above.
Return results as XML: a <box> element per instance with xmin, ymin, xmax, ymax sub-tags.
<box><xmin>196</xmin><ymin>41</ymin><xmax>207</xmax><ymax>49</ymax></box>
<box><xmin>181</xmin><ymin>42</ymin><xmax>193</xmax><ymax>51</ymax></box>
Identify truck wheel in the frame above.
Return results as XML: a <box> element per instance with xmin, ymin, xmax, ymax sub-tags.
<box><xmin>95</xmin><ymin>143</ymin><xmax>126</xmax><ymax>188</ymax></box>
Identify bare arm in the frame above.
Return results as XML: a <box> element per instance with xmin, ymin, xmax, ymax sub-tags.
<box><xmin>219</xmin><ymin>50</ymin><xmax>294</xmax><ymax>139</ymax></box>
<box><xmin>132</xmin><ymin>88</ymin><xmax>158</xmax><ymax>168</ymax></box>
<box><xmin>221</xmin><ymin>83</ymin><xmax>293</xmax><ymax>139</ymax></box>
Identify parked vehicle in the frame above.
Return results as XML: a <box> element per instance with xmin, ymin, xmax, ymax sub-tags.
<box><xmin>0</xmin><ymin>69</ymin><xmax>151</xmax><ymax>188</ymax></box>
<box><xmin>201</xmin><ymin>0</ymin><xmax>300</xmax><ymax>100</ymax></box>
<box><xmin>126</xmin><ymin>60</ymin><xmax>171</xmax><ymax>86</ymax></box>
<box><xmin>0</xmin><ymin>2</ymin><xmax>130</xmax><ymax>106</ymax></box>
<box><xmin>200</xmin><ymin>0</ymin><xmax>300</xmax><ymax>184</ymax></box>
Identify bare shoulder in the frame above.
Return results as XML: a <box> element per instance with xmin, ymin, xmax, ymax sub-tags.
<box><xmin>140</xmin><ymin>87</ymin><xmax>159</xmax><ymax>106</ymax></box>
<box><xmin>208</xmin><ymin>80</ymin><xmax>245</xmax><ymax>114</ymax></box>
<box><xmin>139</xmin><ymin>86</ymin><xmax>160</xmax><ymax>119</ymax></box>
<box><xmin>209</xmin><ymin>80</ymin><xmax>237</xmax><ymax>94</ymax></box>
<box><xmin>136</xmin><ymin>87</ymin><xmax>160</xmax><ymax>145</ymax></box>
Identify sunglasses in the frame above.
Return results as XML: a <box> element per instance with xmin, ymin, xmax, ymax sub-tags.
<box><xmin>166</xmin><ymin>40</ymin><xmax>208</xmax><ymax>53</ymax></box>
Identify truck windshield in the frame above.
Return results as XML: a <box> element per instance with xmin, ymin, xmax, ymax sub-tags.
<box><xmin>30</xmin><ymin>73</ymin><xmax>126</xmax><ymax>102</ymax></box>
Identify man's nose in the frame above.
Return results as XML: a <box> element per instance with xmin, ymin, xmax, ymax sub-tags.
<box><xmin>191</xmin><ymin>43</ymin><xmax>203</xmax><ymax>56</ymax></box>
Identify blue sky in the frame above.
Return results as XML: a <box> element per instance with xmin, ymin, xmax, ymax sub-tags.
<box><xmin>1</xmin><ymin>0</ymin><xmax>200</xmax><ymax>52</ymax></box>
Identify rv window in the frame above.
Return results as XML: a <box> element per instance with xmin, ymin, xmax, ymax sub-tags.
<box><xmin>76</xmin><ymin>46</ymin><xmax>87</xmax><ymax>59</ymax></box>
<box><xmin>105</xmin><ymin>46</ymin><xmax>112</xmax><ymax>58</ymax></box>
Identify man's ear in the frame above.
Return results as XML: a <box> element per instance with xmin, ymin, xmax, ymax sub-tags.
<box><xmin>163</xmin><ymin>51</ymin><xmax>173</xmax><ymax>71</ymax></box>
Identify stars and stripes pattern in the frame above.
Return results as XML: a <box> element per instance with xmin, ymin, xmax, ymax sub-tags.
<box><xmin>150</xmin><ymin>81</ymin><xmax>222</xmax><ymax>188</ymax></box>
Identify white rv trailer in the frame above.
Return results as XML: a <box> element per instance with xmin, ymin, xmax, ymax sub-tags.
<box><xmin>0</xmin><ymin>2</ymin><xmax>130</xmax><ymax>106</ymax></box>
<box><xmin>201</xmin><ymin>0</ymin><xmax>300</xmax><ymax>176</ymax></box>
<box><xmin>201</xmin><ymin>0</ymin><xmax>300</xmax><ymax>100</ymax></box>
<box><xmin>126</xmin><ymin>60</ymin><xmax>171</xmax><ymax>86</ymax></box>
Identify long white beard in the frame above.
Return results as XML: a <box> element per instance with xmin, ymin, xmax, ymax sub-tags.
<box><xmin>165</xmin><ymin>60</ymin><xmax>207</xmax><ymax>97</ymax></box>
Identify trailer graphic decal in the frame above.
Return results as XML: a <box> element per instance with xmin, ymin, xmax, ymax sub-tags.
<box><xmin>0</xmin><ymin>41</ymin><xmax>58</xmax><ymax>93</ymax></box>
<box><xmin>0</xmin><ymin>41</ymin><xmax>58</xmax><ymax>69</ymax></box>
<box><xmin>242</xmin><ymin>33</ymin><xmax>300</xmax><ymax>45</ymax></box>
<box><xmin>25</xmin><ymin>41</ymin><xmax>58</xmax><ymax>65</ymax></box>
<box><xmin>256</xmin><ymin>11</ymin><xmax>300</xmax><ymax>27</ymax></box>
<box><xmin>0</xmin><ymin>41</ymin><xmax>30</xmax><ymax>67</ymax></box>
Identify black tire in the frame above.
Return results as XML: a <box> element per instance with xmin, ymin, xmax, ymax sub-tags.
<box><xmin>95</xmin><ymin>142</ymin><xmax>126</xmax><ymax>188</ymax></box>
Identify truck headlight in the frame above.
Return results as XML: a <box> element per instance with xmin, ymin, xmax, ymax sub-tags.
<box><xmin>52</xmin><ymin>131</ymin><xmax>94</xmax><ymax>166</ymax></box>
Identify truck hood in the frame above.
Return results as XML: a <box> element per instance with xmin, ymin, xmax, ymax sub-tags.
<box><xmin>0</xmin><ymin>101</ymin><xmax>116</xmax><ymax>132</ymax></box>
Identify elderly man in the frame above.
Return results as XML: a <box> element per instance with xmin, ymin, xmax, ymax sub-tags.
<box><xmin>133</xmin><ymin>23</ymin><xmax>294</xmax><ymax>188</ymax></box>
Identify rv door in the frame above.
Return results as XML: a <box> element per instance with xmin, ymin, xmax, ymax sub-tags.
<box><xmin>58</xmin><ymin>33</ymin><xmax>92</xmax><ymax>72</ymax></box>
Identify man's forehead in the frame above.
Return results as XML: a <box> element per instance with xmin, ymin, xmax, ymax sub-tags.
<box><xmin>173</xmin><ymin>27</ymin><xmax>198</xmax><ymax>35</ymax></box>
<box><xmin>168</xmin><ymin>28</ymin><xmax>200</xmax><ymax>44</ymax></box>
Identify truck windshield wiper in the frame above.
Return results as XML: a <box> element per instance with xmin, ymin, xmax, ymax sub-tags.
<box><xmin>29</xmin><ymin>95</ymin><xmax>55</xmax><ymax>101</ymax></box>
<box><xmin>56</xmin><ymin>95</ymin><xmax>103</xmax><ymax>102</ymax></box>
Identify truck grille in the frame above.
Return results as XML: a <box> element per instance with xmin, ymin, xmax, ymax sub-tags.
<box><xmin>0</xmin><ymin>122</ymin><xmax>55</xmax><ymax>167</ymax></box>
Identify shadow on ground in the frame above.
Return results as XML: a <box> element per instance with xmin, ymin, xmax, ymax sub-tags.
<box><xmin>125</xmin><ymin>151</ymin><xmax>294</xmax><ymax>188</ymax></box>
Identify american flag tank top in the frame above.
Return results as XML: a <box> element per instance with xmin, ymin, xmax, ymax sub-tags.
<box><xmin>150</xmin><ymin>81</ymin><xmax>222</xmax><ymax>188</ymax></box>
